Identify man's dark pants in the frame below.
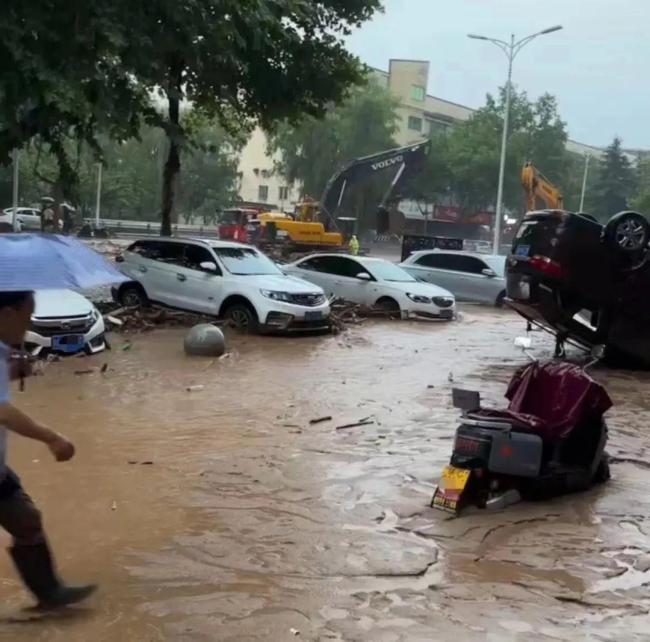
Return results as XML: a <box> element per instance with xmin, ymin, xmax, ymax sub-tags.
<box><xmin>0</xmin><ymin>469</ymin><xmax>44</xmax><ymax>546</ymax></box>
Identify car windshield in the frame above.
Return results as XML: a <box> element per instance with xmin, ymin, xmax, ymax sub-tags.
<box><xmin>218</xmin><ymin>211</ymin><xmax>244</xmax><ymax>225</ymax></box>
<box><xmin>213</xmin><ymin>247</ymin><xmax>282</xmax><ymax>276</ymax></box>
<box><xmin>366</xmin><ymin>261</ymin><xmax>416</xmax><ymax>282</ymax></box>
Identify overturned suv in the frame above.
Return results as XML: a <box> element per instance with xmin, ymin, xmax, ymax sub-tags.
<box><xmin>507</xmin><ymin>209</ymin><xmax>650</xmax><ymax>365</ymax></box>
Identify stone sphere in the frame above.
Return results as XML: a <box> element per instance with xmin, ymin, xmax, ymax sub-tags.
<box><xmin>184</xmin><ymin>324</ymin><xmax>226</xmax><ymax>357</ymax></box>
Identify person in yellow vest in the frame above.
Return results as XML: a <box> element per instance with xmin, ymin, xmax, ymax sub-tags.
<box><xmin>348</xmin><ymin>234</ymin><xmax>359</xmax><ymax>256</ymax></box>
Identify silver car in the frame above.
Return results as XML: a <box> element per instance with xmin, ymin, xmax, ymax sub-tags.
<box><xmin>400</xmin><ymin>251</ymin><xmax>506</xmax><ymax>306</ymax></box>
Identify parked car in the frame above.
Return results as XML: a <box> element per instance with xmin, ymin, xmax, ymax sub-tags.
<box><xmin>284</xmin><ymin>254</ymin><xmax>456</xmax><ymax>319</ymax></box>
<box><xmin>507</xmin><ymin>209</ymin><xmax>650</xmax><ymax>363</ymax></box>
<box><xmin>400</xmin><ymin>250</ymin><xmax>506</xmax><ymax>306</ymax></box>
<box><xmin>112</xmin><ymin>238</ymin><xmax>331</xmax><ymax>333</ymax></box>
<box><xmin>24</xmin><ymin>290</ymin><xmax>107</xmax><ymax>356</ymax></box>
<box><xmin>0</xmin><ymin>207</ymin><xmax>42</xmax><ymax>232</ymax></box>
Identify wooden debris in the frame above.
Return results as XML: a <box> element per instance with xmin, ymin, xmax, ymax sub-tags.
<box><xmin>97</xmin><ymin>302</ymin><xmax>220</xmax><ymax>334</ymax></box>
<box><xmin>335</xmin><ymin>419</ymin><xmax>375</xmax><ymax>431</ymax></box>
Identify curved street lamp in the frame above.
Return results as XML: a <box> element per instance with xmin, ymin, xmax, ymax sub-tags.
<box><xmin>468</xmin><ymin>26</ymin><xmax>563</xmax><ymax>254</ymax></box>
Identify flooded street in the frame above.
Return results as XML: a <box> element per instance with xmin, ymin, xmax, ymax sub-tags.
<box><xmin>2</xmin><ymin>306</ymin><xmax>650</xmax><ymax>640</ymax></box>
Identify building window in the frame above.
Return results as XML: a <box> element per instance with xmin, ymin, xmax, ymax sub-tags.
<box><xmin>411</xmin><ymin>85</ymin><xmax>425</xmax><ymax>102</ymax></box>
<box><xmin>258</xmin><ymin>185</ymin><xmax>269</xmax><ymax>202</ymax></box>
<box><xmin>428</xmin><ymin>120</ymin><xmax>451</xmax><ymax>136</ymax></box>
<box><xmin>278</xmin><ymin>186</ymin><xmax>289</xmax><ymax>201</ymax></box>
<box><xmin>408</xmin><ymin>116</ymin><xmax>423</xmax><ymax>132</ymax></box>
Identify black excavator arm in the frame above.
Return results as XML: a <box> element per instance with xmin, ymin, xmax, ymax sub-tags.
<box><xmin>319</xmin><ymin>140</ymin><xmax>430</xmax><ymax>230</ymax></box>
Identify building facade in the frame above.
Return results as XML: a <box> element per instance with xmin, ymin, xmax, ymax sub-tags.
<box><xmin>236</xmin><ymin>127</ymin><xmax>299</xmax><ymax>212</ymax></box>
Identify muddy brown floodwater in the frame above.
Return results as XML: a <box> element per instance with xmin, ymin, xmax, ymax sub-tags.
<box><xmin>2</xmin><ymin>306</ymin><xmax>650</xmax><ymax>641</ymax></box>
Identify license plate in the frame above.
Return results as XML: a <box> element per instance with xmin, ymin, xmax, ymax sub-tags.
<box><xmin>439</xmin><ymin>309</ymin><xmax>453</xmax><ymax>319</ymax></box>
<box><xmin>431</xmin><ymin>466</ymin><xmax>471</xmax><ymax>513</ymax></box>
<box><xmin>52</xmin><ymin>334</ymin><xmax>85</xmax><ymax>353</ymax></box>
<box><xmin>305</xmin><ymin>311</ymin><xmax>323</xmax><ymax>321</ymax></box>
<box><xmin>515</xmin><ymin>244</ymin><xmax>530</xmax><ymax>257</ymax></box>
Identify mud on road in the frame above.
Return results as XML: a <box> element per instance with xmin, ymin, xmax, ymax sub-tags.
<box><xmin>1</xmin><ymin>307</ymin><xmax>650</xmax><ymax>641</ymax></box>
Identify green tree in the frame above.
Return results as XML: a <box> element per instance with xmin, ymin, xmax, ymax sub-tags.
<box><xmin>427</xmin><ymin>87</ymin><xmax>569</xmax><ymax>216</ymax></box>
<box><xmin>268</xmin><ymin>79</ymin><xmax>399</xmax><ymax>229</ymax></box>
<box><xmin>0</xmin><ymin>1</ymin><xmax>149</xmax><ymax>194</ymax></box>
<box><xmin>1</xmin><ymin>1</ymin><xmax>382</xmax><ymax>232</ymax></box>
<box><xmin>631</xmin><ymin>158</ymin><xmax>650</xmax><ymax>214</ymax></box>
<box><xmin>121</xmin><ymin>0</ymin><xmax>383</xmax><ymax>235</ymax></box>
<box><xmin>592</xmin><ymin>137</ymin><xmax>635</xmax><ymax>219</ymax></box>
<box><xmin>0</xmin><ymin>118</ymin><xmax>242</xmax><ymax>223</ymax></box>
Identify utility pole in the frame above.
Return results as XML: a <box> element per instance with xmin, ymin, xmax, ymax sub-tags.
<box><xmin>468</xmin><ymin>25</ymin><xmax>563</xmax><ymax>254</ymax></box>
<box><xmin>95</xmin><ymin>163</ymin><xmax>103</xmax><ymax>227</ymax></box>
<box><xmin>579</xmin><ymin>154</ymin><xmax>591</xmax><ymax>212</ymax></box>
<box><xmin>11</xmin><ymin>150</ymin><xmax>19</xmax><ymax>231</ymax></box>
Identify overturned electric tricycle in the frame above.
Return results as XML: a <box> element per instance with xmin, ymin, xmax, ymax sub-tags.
<box><xmin>432</xmin><ymin>339</ymin><xmax>612</xmax><ymax>514</ymax></box>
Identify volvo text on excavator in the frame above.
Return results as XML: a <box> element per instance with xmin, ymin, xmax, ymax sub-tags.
<box><xmin>521</xmin><ymin>161</ymin><xmax>564</xmax><ymax>211</ymax></box>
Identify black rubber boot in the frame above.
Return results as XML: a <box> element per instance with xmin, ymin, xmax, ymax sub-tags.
<box><xmin>9</xmin><ymin>543</ymin><xmax>96</xmax><ymax>609</ymax></box>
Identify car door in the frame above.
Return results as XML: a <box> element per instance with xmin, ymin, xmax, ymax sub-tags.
<box><xmin>290</xmin><ymin>257</ymin><xmax>331</xmax><ymax>291</ymax></box>
<box><xmin>409</xmin><ymin>253</ymin><xmax>483</xmax><ymax>300</ymax></box>
<box><xmin>437</xmin><ymin>255</ymin><xmax>494</xmax><ymax>301</ymax></box>
<box><xmin>132</xmin><ymin>240</ymin><xmax>186</xmax><ymax>306</ymax></box>
<box><xmin>20</xmin><ymin>209</ymin><xmax>42</xmax><ymax>230</ymax></box>
<box><xmin>172</xmin><ymin>243</ymin><xmax>223</xmax><ymax>314</ymax></box>
<box><xmin>455</xmin><ymin>256</ymin><xmax>498</xmax><ymax>303</ymax></box>
<box><xmin>408</xmin><ymin>253</ymin><xmax>458</xmax><ymax>292</ymax></box>
<box><xmin>120</xmin><ymin>240</ymin><xmax>169</xmax><ymax>302</ymax></box>
<box><xmin>316</xmin><ymin>256</ymin><xmax>367</xmax><ymax>302</ymax></box>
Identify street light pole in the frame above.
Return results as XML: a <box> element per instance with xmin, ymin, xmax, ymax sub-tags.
<box><xmin>579</xmin><ymin>153</ymin><xmax>591</xmax><ymax>212</ymax></box>
<box><xmin>11</xmin><ymin>150</ymin><xmax>19</xmax><ymax>232</ymax></box>
<box><xmin>493</xmin><ymin>34</ymin><xmax>514</xmax><ymax>257</ymax></box>
<box><xmin>468</xmin><ymin>25</ymin><xmax>562</xmax><ymax>254</ymax></box>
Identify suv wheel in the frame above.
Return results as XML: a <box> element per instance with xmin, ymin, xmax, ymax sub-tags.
<box><xmin>119</xmin><ymin>284</ymin><xmax>148</xmax><ymax>307</ymax></box>
<box><xmin>224</xmin><ymin>303</ymin><xmax>258</xmax><ymax>333</ymax></box>
<box><xmin>603</xmin><ymin>211</ymin><xmax>650</xmax><ymax>253</ymax></box>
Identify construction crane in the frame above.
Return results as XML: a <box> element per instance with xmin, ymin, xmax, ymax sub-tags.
<box><xmin>521</xmin><ymin>161</ymin><xmax>564</xmax><ymax>211</ymax></box>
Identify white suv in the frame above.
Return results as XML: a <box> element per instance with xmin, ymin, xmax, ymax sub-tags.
<box><xmin>113</xmin><ymin>238</ymin><xmax>331</xmax><ymax>332</ymax></box>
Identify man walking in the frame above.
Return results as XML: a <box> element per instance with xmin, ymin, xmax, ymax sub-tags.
<box><xmin>0</xmin><ymin>291</ymin><xmax>95</xmax><ymax>609</ymax></box>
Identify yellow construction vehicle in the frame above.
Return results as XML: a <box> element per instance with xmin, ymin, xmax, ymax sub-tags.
<box><xmin>251</xmin><ymin>141</ymin><xmax>430</xmax><ymax>253</ymax></box>
<box><xmin>257</xmin><ymin>209</ymin><xmax>343</xmax><ymax>249</ymax></box>
<box><xmin>521</xmin><ymin>161</ymin><xmax>564</xmax><ymax>211</ymax></box>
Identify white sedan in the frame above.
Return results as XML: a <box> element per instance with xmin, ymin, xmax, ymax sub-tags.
<box><xmin>285</xmin><ymin>254</ymin><xmax>456</xmax><ymax>319</ymax></box>
<box><xmin>0</xmin><ymin>207</ymin><xmax>42</xmax><ymax>232</ymax></box>
<box><xmin>25</xmin><ymin>290</ymin><xmax>107</xmax><ymax>356</ymax></box>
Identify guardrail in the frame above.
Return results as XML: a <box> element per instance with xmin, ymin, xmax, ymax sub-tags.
<box><xmin>84</xmin><ymin>218</ymin><xmax>219</xmax><ymax>238</ymax></box>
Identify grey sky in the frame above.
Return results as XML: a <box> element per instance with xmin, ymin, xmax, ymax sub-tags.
<box><xmin>346</xmin><ymin>0</ymin><xmax>649</xmax><ymax>149</ymax></box>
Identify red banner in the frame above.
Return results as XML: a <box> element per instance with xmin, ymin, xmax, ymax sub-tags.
<box><xmin>433</xmin><ymin>205</ymin><xmax>461</xmax><ymax>222</ymax></box>
<box><xmin>467</xmin><ymin>210</ymin><xmax>494</xmax><ymax>225</ymax></box>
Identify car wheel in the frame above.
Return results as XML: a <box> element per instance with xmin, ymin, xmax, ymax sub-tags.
<box><xmin>119</xmin><ymin>284</ymin><xmax>149</xmax><ymax>307</ymax></box>
<box><xmin>375</xmin><ymin>297</ymin><xmax>401</xmax><ymax>316</ymax></box>
<box><xmin>495</xmin><ymin>291</ymin><xmax>506</xmax><ymax>308</ymax></box>
<box><xmin>224</xmin><ymin>303</ymin><xmax>258</xmax><ymax>333</ymax></box>
<box><xmin>603</xmin><ymin>211</ymin><xmax>650</xmax><ymax>253</ymax></box>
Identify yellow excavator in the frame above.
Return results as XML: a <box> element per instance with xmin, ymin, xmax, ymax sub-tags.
<box><xmin>521</xmin><ymin>161</ymin><xmax>564</xmax><ymax>211</ymax></box>
<box><xmin>254</xmin><ymin>141</ymin><xmax>430</xmax><ymax>252</ymax></box>
<box><xmin>256</xmin><ymin>200</ymin><xmax>343</xmax><ymax>248</ymax></box>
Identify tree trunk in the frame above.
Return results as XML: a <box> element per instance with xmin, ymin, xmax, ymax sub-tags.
<box><xmin>160</xmin><ymin>66</ymin><xmax>182</xmax><ymax>237</ymax></box>
<box><xmin>161</xmin><ymin>128</ymin><xmax>180</xmax><ymax>236</ymax></box>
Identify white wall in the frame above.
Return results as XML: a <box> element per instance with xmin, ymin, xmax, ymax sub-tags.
<box><xmin>237</xmin><ymin>127</ymin><xmax>298</xmax><ymax>211</ymax></box>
